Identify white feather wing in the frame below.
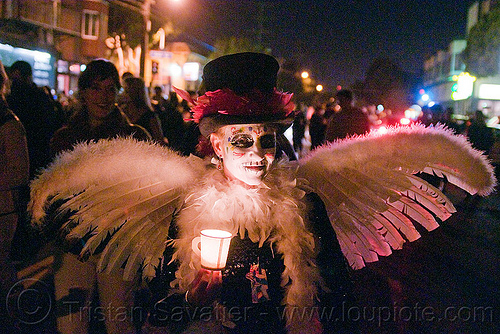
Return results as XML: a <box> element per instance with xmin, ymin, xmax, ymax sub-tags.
<box><xmin>297</xmin><ymin>124</ymin><xmax>496</xmax><ymax>269</ymax></box>
<box><xmin>29</xmin><ymin>138</ymin><xmax>205</xmax><ymax>280</ymax></box>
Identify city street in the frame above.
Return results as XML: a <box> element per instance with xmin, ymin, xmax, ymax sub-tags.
<box><xmin>2</xmin><ymin>166</ymin><xmax>499</xmax><ymax>334</ymax></box>
<box><xmin>352</xmin><ymin>173</ymin><xmax>500</xmax><ymax>334</ymax></box>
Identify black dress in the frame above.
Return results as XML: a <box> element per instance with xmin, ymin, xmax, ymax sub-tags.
<box><xmin>147</xmin><ymin>192</ymin><xmax>357</xmax><ymax>333</ymax></box>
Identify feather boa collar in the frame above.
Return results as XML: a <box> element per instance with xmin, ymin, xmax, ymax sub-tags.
<box><xmin>170</xmin><ymin>165</ymin><xmax>322</xmax><ymax>330</ymax></box>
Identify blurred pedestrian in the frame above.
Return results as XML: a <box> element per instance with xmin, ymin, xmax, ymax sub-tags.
<box><xmin>325</xmin><ymin>89</ymin><xmax>370</xmax><ymax>142</ymax></box>
<box><xmin>6</xmin><ymin>60</ymin><xmax>63</xmax><ymax>179</ymax></box>
<box><xmin>48</xmin><ymin>59</ymin><xmax>150</xmax><ymax>334</ymax></box>
<box><xmin>292</xmin><ymin>109</ymin><xmax>306</xmax><ymax>155</ymax></box>
<box><xmin>309</xmin><ymin>105</ymin><xmax>327</xmax><ymax>150</ymax></box>
<box><xmin>120</xmin><ymin>76</ymin><xmax>167</xmax><ymax>145</ymax></box>
<box><xmin>466</xmin><ymin>110</ymin><xmax>495</xmax><ymax>156</ymax></box>
<box><xmin>161</xmin><ymin>91</ymin><xmax>189</xmax><ymax>154</ymax></box>
<box><xmin>435</xmin><ymin>107</ymin><xmax>463</xmax><ymax>134</ymax></box>
<box><xmin>0</xmin><ymin>60</ymin><xmax>29</xmax><ymax>295</ymax></box>
<box><xmin>151</xmin><ymin>85</ymin><xmax>168</xmax><ymax>114</ymax></box>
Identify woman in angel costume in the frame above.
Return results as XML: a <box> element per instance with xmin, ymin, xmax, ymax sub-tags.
<box><xmin>30</xmin><ymin>53</ymin><xmax>496</xmax><ymax>334</ymax></box>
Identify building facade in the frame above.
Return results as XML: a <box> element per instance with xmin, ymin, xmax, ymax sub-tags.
<box><xmin>0</xmin><ymin>0</ymin><xmax>209</xmax><ymax>96</ymax></box>
<box><xmin>0</xmin><ymin>0</ymin><xmax>110</xmax><ymax>95</ymax></box>
<box><xmin>420</xmin><ymin>0</ymin><xmax>500</xmax><ymax>119</ymax></box>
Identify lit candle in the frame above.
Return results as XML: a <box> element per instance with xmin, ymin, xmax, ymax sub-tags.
<box><xmin>192</xmin><ymin>229</ymin><xmax>233</xmax><ymax>270</ymax></box>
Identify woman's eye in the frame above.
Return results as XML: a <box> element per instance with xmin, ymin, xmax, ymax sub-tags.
<box><xmin>259</xmin><ymin>134</ymin><xmax>275</xmax><ymax>149</ymax></box>
<box><xmin>231</xmin><ymin>134</ymin><xmax>254</xmax><ymax>148</ymax></box>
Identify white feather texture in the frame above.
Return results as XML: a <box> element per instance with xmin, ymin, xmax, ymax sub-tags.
<box><xmin>27</xmin><ymin>126</ymin><xmax>497</xmax><ymax>332</ymax></box>
<box><xmin>297</xmin><ymin>124</ymin><xmax>497</xmax><ymax>269</ymax></box>
<box><xmin>29</xmin><ymin>137</ymin><xmax>205</xmax><ymax>279</ymax></box>
<box><xmin>170</xmin><ymin>167</ymin><xmax>320</xmax><ymax>331</ymax></box>
<box><xmin>28</xmin><ymin>125</ymin><xmax>496</xmax><ymax>282</ymax></box>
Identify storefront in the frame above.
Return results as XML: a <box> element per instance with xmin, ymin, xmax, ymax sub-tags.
<box><xmin>0</xmin><ymin>42</ymin><xmax>55</xmax><ymax>88</ymax></box>
<box><xmin>56</xmin><ymin>60</ymin><xmax>85</xmax><ymax>96</ymax></box>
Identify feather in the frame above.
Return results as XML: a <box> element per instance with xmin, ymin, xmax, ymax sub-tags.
<box><xmin>406</xmin><ymin>174</ymin><xmax>456</xmax><ymax>214</ymax></box>
<box><xmin>102</xmin><ymin>216</ymin><xmax>162</xmax><ymax>277</ymax></box>
<box><xmin>389</xmin><ymin>197</ymin><xmax>440</xmax><ymax>231</ymax></box>
<box><xmin>29</xmin><ymin>138</ymin><xmax>204</xmax><ymax>281</ymax></box>
<box><xmin>336</xmin><ymin>230</ymin><xmax>365</xmax><ymax>269</ymax></box>
<box><xmin>371</xmin><ymin>214</ymin><xmax>405</xmax><ymax>249</ymax></box>
<box><xmin>401</xmin><ymin>186</ymin><xmax>452</xmax><ymax>221</ymax></box>
<box><xmin>69</xmin><ymin>187</ymin><xmax>183</xmax><ymax>246</ymax></box>
<box><xmin>381</xmin><ymin>208</ymin><xmax>421</xmax><ymax>242</ymax></box>
<box><xmin>298</xmin><ymin>124</ymin><xmax>496</xmax><ymax>269</ymax></box>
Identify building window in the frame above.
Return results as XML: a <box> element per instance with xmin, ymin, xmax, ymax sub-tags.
<box><xmin>82</xmin><ymin>10</ymin><xmax>99</xmax><ymax>40</ymax></box>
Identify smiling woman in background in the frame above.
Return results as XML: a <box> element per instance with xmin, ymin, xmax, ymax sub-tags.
<box><xmin>47</xmin><ymin>58</ymin><xmax>150</xmax><ymax>334</ymax></box>
<box><xmin>50</xmin><ymin>59</ymin><xmax>150</xmax><ymax>156</ymax></box>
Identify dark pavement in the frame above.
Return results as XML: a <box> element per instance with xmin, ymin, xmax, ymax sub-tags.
<box><xmin>2</xmin><ymin>168</ymin><xmax>499</xmax><ymax>334</ymax></box>
<box><xmin>351</xmin><ymin>172</ymin><xmax>500</xmax><ymax>334</ymax></box>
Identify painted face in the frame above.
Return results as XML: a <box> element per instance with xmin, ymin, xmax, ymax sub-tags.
<box><xmin>81</xmin><ymin>77</ymin><xmax>118</xmax><ymax>122</ymax></box>
<box><xmin>212</xmin><ymin>124</ymin><xmax>276</xmax><ymax>186</ymax></box>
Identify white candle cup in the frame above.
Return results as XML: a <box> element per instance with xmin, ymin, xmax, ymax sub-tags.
<box><xmin>191</xmin><ymin>229</ymin><xmax>233</xmax><ymax>270</ymax></box>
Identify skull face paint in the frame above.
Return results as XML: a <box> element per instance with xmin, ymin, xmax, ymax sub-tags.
<box><xmin>212</xmin><ymin>124</ymin><xmax>276</xmax><ymax>186</ymax></box>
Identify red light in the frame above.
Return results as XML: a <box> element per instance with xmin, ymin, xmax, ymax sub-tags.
<box><xmin>337</xmin><ymin>85</ymin><xmax>342</xmax><ymax>91</ymax></box>
<box><xmin>419</xmin><ymin>89</ymin><xmax>425</xmax><ymax>95</ymax></box>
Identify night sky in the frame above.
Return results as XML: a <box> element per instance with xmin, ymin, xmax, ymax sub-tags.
<box><xmin>160</xmin><ymin>0</ymin><xmax>476</xmax><ymax>91</ymax></box>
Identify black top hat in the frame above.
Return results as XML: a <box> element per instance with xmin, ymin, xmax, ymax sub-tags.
<box><xmin>202</xmin><ymin>52</ymin><xmax>279</xmax><ymax>95</ymax></box>
<box><xmin>194</xmin><ymin>52</ymin><xmax>295</xmax><ymax>137</ymax></box>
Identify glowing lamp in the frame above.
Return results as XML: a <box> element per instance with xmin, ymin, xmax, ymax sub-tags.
<box><xmin>400</xmin><ymin>117</ymin><xmax>411</xmax><ymax>125</ymax></box>
<box><xmin>377</xmin><ymin>126</ymin><xmax>388</xmax><ymax>135</ymax></box>
<box><xmin>192</xmin><ymin>229</ymin><xmax>233</xmax><ymax>270</ymax></box>
<box><xmin>451</xmin><ymin>72</ymin><xmax>476</xmax><ymax>101</ymax></box>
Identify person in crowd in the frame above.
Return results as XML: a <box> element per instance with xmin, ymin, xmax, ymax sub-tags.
<box><xmin>6</xmin><ymin>60</ymin><xmax>63</xmax><ymax>179</ymax></box>
<box><xmin>50</xmin><ymin>59</ymin><xmax>150</xmax><ymax>155</ymax></box>
<box><xmin>325</xmin><ymin>89</ymin><xmax>370</xmax><ymax>142</ymax></box>
<box><xmin>48</xmin><ymin>59</ymin><xmax>150</xmax><ymax>334</ymax></box>
<box><xmin>121</xmin><ymin>71</ymin><xmax>135</xmax><ymax>85</ymax></box>
<box><xmin>292</xmin><ymin>109</ymin><xmax>306</xmax><ymax>156</ymax></box>
<box><xmin>151</xmin><ymin>86</ymin><xmax>191</xmax><ymax>154</ymax></box>
<box><xmin>438</xmin><ymin>107</ymin><xmax>463</xmax><ymax>134</ymax></box>
<box><xmin>120</xmin><ymin>76</ymin><xmax>167</xmax><ymax>145</ymax></box>
<box><xmin>151</xmin><ymin>85</ymin><xmax>168</xmax><ymax>113</ymax></box>
<box><xmin>308</xmin><ymin>105</ymin><xmax>328</xmax><ymax>150</ymax></box>
<box><xmin>28</xmin><ymin>54</ymin><xmax>497</xmax><ymax>334</ymax></box>
<box><xmin>0</xmin><ymin>60</ymin><xmax>29</xmax><ymax>295</ymax></box>
<box><xmin>43</xmin><ymin>85</ymin><xmax>68</xmax><ymax>126</ymax></box>
<box><xmin>162</xmin><ymin>90</ymin><xmax>191</xmax><ymax>154</ymax></box>
<box><xmin>145</xmin><ymin>52</ymin><xmax>355</xmax><ymax>333</ymax></box>
<box><xmin>466</xmin><ymin>110</ymin><xmax>495</xmax><ymax>156</ymax></box>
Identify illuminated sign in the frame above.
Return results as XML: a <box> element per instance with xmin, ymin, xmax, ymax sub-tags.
<box><xmin>478</xmin><ymin>84</ymin><xmax>500</xmax><ymax>100</ymax></box>
<box><xmin>183</xmin><ymin>62</ymin><xmax>200</xmax><ymax>81</ymax></box>
<box><xmin>149</xmin><ymin>50</ymin><xmax>173</xmax><ymax>59</ymax></box>
<box><xmin>451</xmin><ymin>72</ymin><xmax>476</xmax><ymax>101</ymax></box>
<box><xmin>0</xmin><ymin>42</ymin><xmax>54</xmax><ymax>87</ymax></box>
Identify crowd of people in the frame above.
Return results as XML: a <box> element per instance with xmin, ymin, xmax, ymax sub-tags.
<box><xmin>0</xmin><ymin>54</ymin><xmax>497</xmax><ymax>334</ymax></box>
<box><xmin>0</xmin><ymin>58</ymin><xmax>205</xmax><ymax>332</ymax></box>
<box><xmin>291</xmin><ymin>92</ymin><xmax>496</xmax><ymax>160</ymax></box>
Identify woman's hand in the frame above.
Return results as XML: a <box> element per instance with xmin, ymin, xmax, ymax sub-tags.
<box><xmin>186</xmin><ymin>268</ymin><xmax>222</xmax><ymax>306</ymax></box>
